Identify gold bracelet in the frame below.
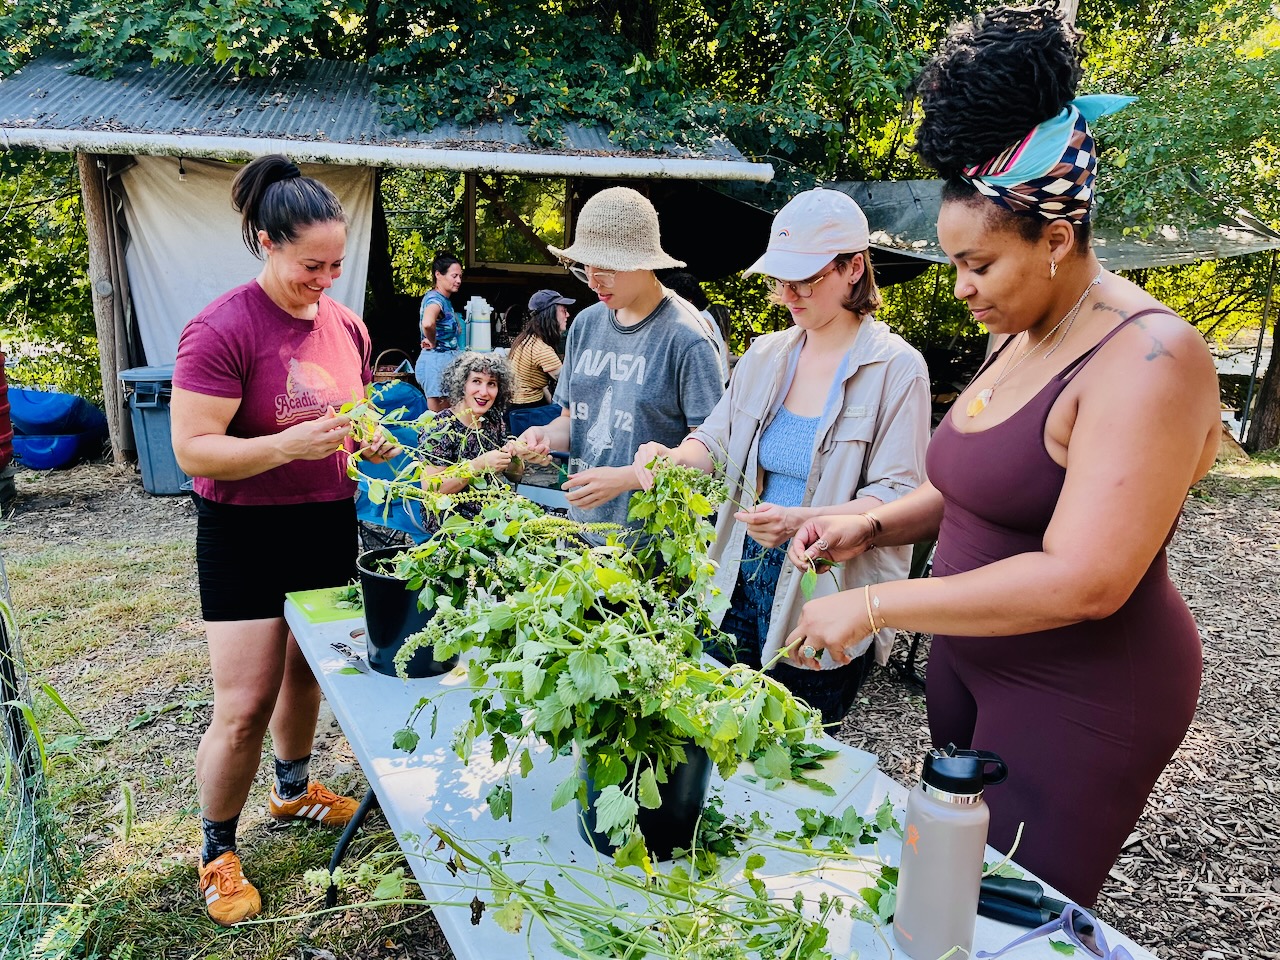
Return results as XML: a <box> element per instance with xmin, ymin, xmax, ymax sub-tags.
<box><xmin>864</xmin><ymin>585</ymin><xmax>879</xmax><ymax>635</ymax></box>
<box><xmin>863</xmin><ymin>512</ymin><xmax>881</xmax><ymax>549</ymax></box>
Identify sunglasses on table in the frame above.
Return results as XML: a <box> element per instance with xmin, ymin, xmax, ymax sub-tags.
<box><xmin>977</xmin><ymin>902</ymin><xmax>1135</xmax><ymax>960</ymax></box>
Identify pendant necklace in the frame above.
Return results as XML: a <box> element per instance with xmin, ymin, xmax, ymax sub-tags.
<box><xmin>966</xmin><ymin>269</ymin><xmax>1104</xmax><ymax>418</ymax></box>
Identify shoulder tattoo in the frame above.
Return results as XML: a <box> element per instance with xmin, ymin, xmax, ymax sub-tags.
<box><xmin>1091</xmin><ymin>302</ymin><xmax>1175</xmax><ymax>362</ymax></box>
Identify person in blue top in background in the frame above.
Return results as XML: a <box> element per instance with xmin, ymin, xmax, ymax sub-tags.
<box><xmin>415</xmin><ymin>253</ymin><xmax>464</xmax><ymax>412</ymax></box>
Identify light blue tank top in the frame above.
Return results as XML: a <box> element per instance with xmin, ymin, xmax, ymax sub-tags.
<box><xmin>756</xmin><ymin>339</ymin><xmax>853</xmax><ymax>509</ymax></box>
<box><xmin>758</xmin><ymin>407</ymin><xmax>821</xmax><ymax>508</ymax></box>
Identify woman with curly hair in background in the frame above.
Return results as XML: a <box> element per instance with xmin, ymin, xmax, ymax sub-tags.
<box><xmin>786</xmin><ymin>4</ymin><xmax>1219</xmax><ymax>904</ymax></box>
<box><xmin>418</xmin><ymin>352</ymin><xmax>524</xmax><ymax>533</ymax></box>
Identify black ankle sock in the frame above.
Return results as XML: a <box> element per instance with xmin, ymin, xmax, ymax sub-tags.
<box><xmin>274</xmin><ymin>754</ymin><xmax>311</xmax><ymax>801</ymax></box>
<box><xmin>201</xmin><ymin>814</ymin><xmax>240</xmax><ymax>866</ymax></box>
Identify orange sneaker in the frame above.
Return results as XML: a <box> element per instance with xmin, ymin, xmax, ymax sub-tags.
<box><xmin>267</xmin><ymin>782</ymin><xmax>359</xmax><ymax>828</ymax></box>
<box><xmin>198</xmin><ymin>851</ymin><xmax>261</xmax><ymax>926</ymax></box>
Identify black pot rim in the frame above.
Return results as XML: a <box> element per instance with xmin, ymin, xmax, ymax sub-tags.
<box><xmin>357</xmin><ymin>545</ymin><xmax>415</xmax><ymax>583</ymax></box>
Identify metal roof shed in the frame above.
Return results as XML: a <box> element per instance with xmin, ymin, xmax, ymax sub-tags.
<box><xmin>0</xmin><ymin>54</ymin><xmax>774</xmax><ymax>460</ymax></box>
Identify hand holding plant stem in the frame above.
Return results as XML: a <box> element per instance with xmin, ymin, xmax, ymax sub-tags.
<box><xmin>789</xmin><ymin>512</ymin><xmax>879</xmax><ymax>569</ymax></box>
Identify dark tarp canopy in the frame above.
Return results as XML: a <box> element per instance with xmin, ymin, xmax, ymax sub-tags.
<box><xmin>828</xmin><ymin>179</ymin><xmax>1280</xmax><ymax>271</ymax></box>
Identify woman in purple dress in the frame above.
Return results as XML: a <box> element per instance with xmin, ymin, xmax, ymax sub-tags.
<box><xmin>783</xmin><ymin>5</ymin><xmax>1220</xmax><ymax>905</ymax></box>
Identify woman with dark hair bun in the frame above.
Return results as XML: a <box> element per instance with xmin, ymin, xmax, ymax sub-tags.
<box><xmin>787</xmin><ymin>5</ymin><xmax>1220</xmax><ymax>905</ymax></box>
<box><xmin>415</xmin><ymin>252</ymin><xmax>464</xmax><ymax>412</ymax></box>
<box><xmin>172</xmin><ymin>154</ymin><xmax>393</xmax><ymax>925</ymax></box>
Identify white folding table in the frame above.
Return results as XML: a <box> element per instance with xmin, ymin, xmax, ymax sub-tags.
<box><xmin>285</xmin><ymin>600</ymin><xmax>1158</xmax><ymax>960</ymax></box>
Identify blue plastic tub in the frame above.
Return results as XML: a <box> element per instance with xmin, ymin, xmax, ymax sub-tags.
<box><xmin>8</xmin><ymin>386</ymin><xmax>107</xmax><ymax>437</ymax></box>
<box><xmin>13</xmin><ymin>434</ymin><xmax>88</xmax><ymax>470</ymax></box>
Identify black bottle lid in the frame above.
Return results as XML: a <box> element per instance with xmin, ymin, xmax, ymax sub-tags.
<box><xmin>921</xmin><ymin>743</ymin><xmax>1009</xmax><ymax>796</ymax></box>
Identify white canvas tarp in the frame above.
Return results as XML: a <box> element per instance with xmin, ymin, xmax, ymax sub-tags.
<box><xmin>120</xmin><ymin>155</ymin><xmax>375</xmax><ymax>365</ymax></box>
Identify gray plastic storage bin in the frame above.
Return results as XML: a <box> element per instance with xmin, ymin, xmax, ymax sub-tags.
<box><xmin>120</xmin><ymin>365</ymin><xmax>193</xmax><ymax>495</ymax></box>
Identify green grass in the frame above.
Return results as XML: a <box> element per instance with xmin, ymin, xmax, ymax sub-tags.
<box><xmin>8</xmin><ymin>541</ymin><xmax>199</xmax><ymax>673</ymax></box>
<box><xmin>1205</xmin><ymin>448</ymin><xmax>1280</xmax><ymax>495</ymax></box>
<box><xmin>4</xmin><ymin>524</ymin><xmax>446</xmax><ymax>959</ymax></box>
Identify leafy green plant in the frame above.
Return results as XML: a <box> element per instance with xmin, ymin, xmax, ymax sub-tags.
<box><xmin>339</xmin><ymin>408</ymin><xmax>827</xmax><ymax>853</ymax></box>
<box><xmin>313</xmin><ymin>795</ymin><xmax>905</xmax><ymax>960</ymax></box>
<box><xmin>385</xmin><ymin>461</ymin><xmax>821</xmax><ymax>853</ymax></box>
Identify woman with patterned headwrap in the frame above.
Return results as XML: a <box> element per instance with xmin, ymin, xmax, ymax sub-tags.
<box><xmin>782</xmin><ymin>5</ymin><xmax>1219</xmax><ymax>905</ymax></box>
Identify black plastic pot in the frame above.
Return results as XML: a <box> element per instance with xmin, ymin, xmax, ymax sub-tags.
<box><xmin>356</xmin><ymin>546</ymin><xmax>459</xmax><ymax>678</ymax></box>
<box><xmin>576</xmin><ymin>743</ymin><xmax>713</xmax><ymax>861</ymax></box>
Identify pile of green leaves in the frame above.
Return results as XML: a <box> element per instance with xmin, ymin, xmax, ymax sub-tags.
<box><xmin>348</xmin><ymin>796</ymin><xmax>905</xmax><ymax>960</ymax></box>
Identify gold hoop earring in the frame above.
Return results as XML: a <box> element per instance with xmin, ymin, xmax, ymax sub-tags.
<box><xmin>1050</xmin><ymin>259</ymin><xmax>1058</xmax><ymax>279</ymax></box>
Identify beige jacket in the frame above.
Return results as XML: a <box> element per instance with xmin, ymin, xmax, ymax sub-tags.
<box><xmin>690</xmin><ymin>320</ymin><xmax>931</xmax><ymax>666</ymax></box>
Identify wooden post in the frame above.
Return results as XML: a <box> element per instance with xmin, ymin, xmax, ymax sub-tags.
<box><xmin>77</xmin><ymin>152</ymin><xmax>127</xmax><ymax>464</ymax></box>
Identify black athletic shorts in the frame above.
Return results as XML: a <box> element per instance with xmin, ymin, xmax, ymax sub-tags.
<box><xmin>194</xmin><ymin>494</ymin><xmax>358</xmax><ymax>622</ymax></box>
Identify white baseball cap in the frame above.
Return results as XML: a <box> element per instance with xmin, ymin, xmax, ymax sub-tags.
<box><xmin>742</xmin><ymin>188</ymin><xmax>871</xmax><ymax>280</ymax></box>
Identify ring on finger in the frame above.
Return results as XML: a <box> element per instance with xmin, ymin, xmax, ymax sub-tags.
<box><xmin>801</xmin><ymin>644</ymin><xmax>817</xmax><ymax>660</ymax></box>
<box><xmin>815</xmin><ymin>538</ymin><xmax>829</xmax><ymax>551</ymax></box>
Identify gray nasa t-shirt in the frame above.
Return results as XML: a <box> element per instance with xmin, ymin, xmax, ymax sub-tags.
<box><xmin>554</xmin><ymin>293</ymin><xmax>724</xmax><ymax>529</ymax></box>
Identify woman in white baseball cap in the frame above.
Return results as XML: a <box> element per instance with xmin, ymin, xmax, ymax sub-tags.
<box><xmin>633</xmin><ymin>187</ymin><xmax>932</xmax><ymax>725</ymax></box>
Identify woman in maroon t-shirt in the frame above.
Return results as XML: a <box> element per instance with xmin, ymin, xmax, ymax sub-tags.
<box><xmin>172</xmin><ymin>155</ymin><xmax>392</xmax><ymax>926</ymax></box>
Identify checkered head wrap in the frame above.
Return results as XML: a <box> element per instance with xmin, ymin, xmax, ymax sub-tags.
<box><xmin>962</xmin><ymin>94</ymin><xmax>1135</xmax><ymax>223</ymax></box>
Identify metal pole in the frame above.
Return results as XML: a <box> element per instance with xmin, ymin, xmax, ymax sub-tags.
<box><xmin>1239</xmin><ymin>249</ymin><xmax>1276</xmax><ymax>442</ymax></box>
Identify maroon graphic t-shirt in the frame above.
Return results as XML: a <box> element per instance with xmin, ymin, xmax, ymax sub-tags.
<box><xmin>174</xmin><ymin>280</ymin><xmax>372</xmax><ymax>506</ymax></box>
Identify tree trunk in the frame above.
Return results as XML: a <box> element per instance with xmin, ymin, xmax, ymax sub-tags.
<box><xmin>77</xmin><ymin>152</ymin><xmax>128</xmax><ymax>464</ymax></box>
<box><xmin>1244</xmin><ymin>251</ymin><xmax>1278</xmax><ymax>452</ymax></box>
<box><xmin>1245</xmin><ymin>327</ymin><xmax>1280</xmax><ymax>452</ymax></box>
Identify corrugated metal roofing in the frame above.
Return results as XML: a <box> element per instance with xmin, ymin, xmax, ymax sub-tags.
<box><xmin>0</xmin><ymin>54</ymin><xmax>771</xmax><ymax>180</ymax></box>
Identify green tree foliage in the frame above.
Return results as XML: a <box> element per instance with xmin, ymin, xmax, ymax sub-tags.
<box><xmin>381</xmin><ymin>169</ymin><xmax>466</xmax><ymax>297</ymax></box>
<box><xmin>0</xmin><ymin>150</ymin><xmax>100</xmax><ymax>403</ymax></box>
<box><xmin>0</xmin><ymin>0</ymin><xmax>928</xmax><ymax>179</ymax></box>
<box><xmin>1083</xmin><ymin>0</ymin><xmax>1280</xmax><ymax>229</ymax></box>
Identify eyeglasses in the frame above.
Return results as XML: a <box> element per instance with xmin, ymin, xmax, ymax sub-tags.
<box><xmin>770</xmin><ymin>266</ymin><xmax>837</xmax><ymax>299</ymax></box>
<box><xmin>564</xmin><ymin>262</ymin><xmax>616</xmax><ymax>287</ymax></box>
<box><xmin>976</xmin><ymin>902</ymin><xmax>1134</xmax><ymax>960</ymax></box>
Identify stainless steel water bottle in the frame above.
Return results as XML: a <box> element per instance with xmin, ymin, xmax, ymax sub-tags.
<box><xmin>893</xmin><ymin>744</ymin><xmax>1008</xmax><ymax>959</ymax></box>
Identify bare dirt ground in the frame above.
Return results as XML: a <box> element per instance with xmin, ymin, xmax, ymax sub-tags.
<box><xmin>3</xmin><ymin>458</ymin><xmax>1278</xmax><ymax>959</ymax></box>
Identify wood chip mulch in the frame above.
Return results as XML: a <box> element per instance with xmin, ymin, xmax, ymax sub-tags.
<box><xmin>839</xmin><ymin>468</ymin><xmax>1280</xmax><ymax>960</ymax></box>
<box><xmin>4</xmin><ymin>461</ymin><xmax>1277</xmax><ymax>960</ymax></box>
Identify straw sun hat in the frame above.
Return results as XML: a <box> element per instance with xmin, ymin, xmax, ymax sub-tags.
<box><xmin>548</xmin><ymin>187</ymin><xmax>685</xmax><ymax>272</ymax></box>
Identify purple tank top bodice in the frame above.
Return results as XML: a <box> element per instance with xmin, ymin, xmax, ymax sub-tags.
<box><xmin>927</xmin><ymin>312</ymin><xmax>1169</xmax><ymax>577</ymax></box>
<box><xmin>928</xmin><ymin>379</ymin><xmax>1066</xmax><ymax>574</ymax></box>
